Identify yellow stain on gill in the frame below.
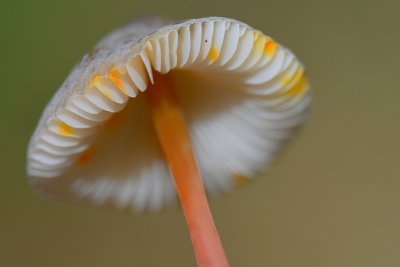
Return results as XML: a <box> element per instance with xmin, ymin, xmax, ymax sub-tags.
<box><xmin>233</xmin><ymin>172</ymin><xmax>249</xmax><ymax>187</ymax></box>
<box><xmin>103</xmin><ymin>90</ymin><xmax>112</xmax><ymax>99</ymax></box>
<box><xmin>253</xmin><ymin>31</ymin><xmax>261</xmax><ymax>40</ymax></box>
<box><xmin>254</xmin><ymin>34</ymin><xmax>266</xmax><ymax>54</ymax></box>
<box><xmin>280</xmin><ymin>76</ymin><xmax>291</xmax><ymax>86</ymax></box>
<box><xmin>264</xmin><ymin>39</ymin><xmax>277</xmax><ymax>56</ymax></box>
<box><xmin>77</xmin><ymin>147</ymin><xmax>95</xmax><ymax>165</ymax></box>
<box><xmin>283</xmin><ymin>75</ymin><xmax>308</xmax><ymax>97</ymax></box>
<box><xmin>208</xmin><ymin>47</ymin><xmax>220</xmax><ymax>61</ymax></box>
<box><xmin>93</xmin><ymin>75</ymin><xmax>113</xmax><ymax>100</ymax></box>
<box><xmin>109</xmin><ymin>70</ymin><xmax>126</xmax><ymax>93</ymax></box>
<box><xmin>58</xmin><ymin>122</ymin><xmax>74</xmax><ymax>136</ymax></box>
<box><xmin>91</xmin><ymin>74</ymin><xmax>101</xmax><ymax>87</ymax></box>
<box><xmin>280</xmin><ymin>67</ymin><xmax>303</xmax><ymax>86</ymax></box>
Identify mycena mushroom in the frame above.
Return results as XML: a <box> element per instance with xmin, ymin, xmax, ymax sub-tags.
<box><xmin>27</xmin><ymin>16</ymin><xmax>310</xmax><ymax>267</ymax></box>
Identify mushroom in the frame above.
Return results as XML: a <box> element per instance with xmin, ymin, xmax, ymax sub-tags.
<box><xmin>27</xmin><ymin>16</ymin><xmax>310</xmax><ymax>267</ymax></box>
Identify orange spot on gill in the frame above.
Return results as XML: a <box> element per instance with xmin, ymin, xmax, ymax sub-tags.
<box><xmin>264</xmin><ymin>39</ymin><xmax>277</xmax><ymax>56</ymax></box>
<box><xmin>58</xmin><ymin>122</ymin><xmax>73</xmax><ymax>136</ymax></box>
<box><xmin>109</xmin><ymin>70</ymin><xmax>126</xmax><ymax>93</ymax></box>
<box><xmin>208</xmin><ymin>47</ymin><xmax>220</xmax><ymax>61</ymax></box>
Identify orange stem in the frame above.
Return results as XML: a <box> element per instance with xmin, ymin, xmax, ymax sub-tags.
<box><xmin>147</xmin><ymin>72</ymin><xmax>229</xmax><ymax>267</ymax></box>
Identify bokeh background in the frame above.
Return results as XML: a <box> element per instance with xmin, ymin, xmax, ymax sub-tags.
<box><xmin>1</xmin><ymin>0</ymin><xmax>400</xmax><ymax>266</ymax></box>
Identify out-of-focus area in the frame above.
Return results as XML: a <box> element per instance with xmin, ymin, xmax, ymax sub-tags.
<box><xmin>1</xmin><ymin>0</ymin><xmax>399</xmax><ymax>266</ymax></box>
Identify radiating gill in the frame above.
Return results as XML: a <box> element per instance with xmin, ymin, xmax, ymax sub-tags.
<box><xmin>28</xmin><ymin>19</ymin><xmax>309</xmax><ymax>185</ymax></box>
<box><xmin>85</xmin><ymin>87</ymin><xmax>126</xmax><ymax>112</ymax></box>
<box><xmin>126</xmin><ymin>56</ymin><xmax>149</xmax><ymax>91</ymax></box>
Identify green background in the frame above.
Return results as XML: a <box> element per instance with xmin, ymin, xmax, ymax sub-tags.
<box><xmin>1</xmin><ymin>0</ymin><xmax>400</xmax><ymax>266</ymax></box>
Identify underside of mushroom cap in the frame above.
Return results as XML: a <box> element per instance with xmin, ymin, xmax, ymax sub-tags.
<box><xmin>27</xmin><ymin>16</ymin><xmax>311</xmax><ymax>212</ymax></box>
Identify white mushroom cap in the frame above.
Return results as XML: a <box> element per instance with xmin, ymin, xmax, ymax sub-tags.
<box><xmin>27</xmin><ymin>16</ymin><xmax>311</xmax><ymax>212</ymax></box>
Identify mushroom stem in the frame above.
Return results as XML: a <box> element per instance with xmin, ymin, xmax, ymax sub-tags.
<box><xmin>147</xmin><ymin>72</ymin><xmax>230</xmax><ymax>267</ymax></box>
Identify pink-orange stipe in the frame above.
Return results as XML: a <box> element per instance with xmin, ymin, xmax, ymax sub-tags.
<box><xmin>147</xmin><ymin>72</ymin><xmax>229</xmax><ymax>267</ymax></box>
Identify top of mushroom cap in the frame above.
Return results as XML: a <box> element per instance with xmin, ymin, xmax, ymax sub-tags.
<box><xmin>27</xmin><ymin>16</ymin><xmax>311</xmax><ymax>212</ymax></box>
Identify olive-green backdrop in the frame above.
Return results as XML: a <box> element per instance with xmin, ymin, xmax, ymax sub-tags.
<box><xmin>1</xmin><ymin>0</ymin><xmax>399</xmax><ymax>266</ymax></box>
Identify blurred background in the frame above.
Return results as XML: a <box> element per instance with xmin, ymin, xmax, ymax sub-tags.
<box><xmin>1</xmin><ymin>0</ymin><xmax>399</xmax><ymax>266</ymax></box>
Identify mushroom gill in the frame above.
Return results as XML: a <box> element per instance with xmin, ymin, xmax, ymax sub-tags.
<box><xmin>27</xmin><ymin>17</ymin><xmax>310</xmax><ymax>212</ymax></box>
